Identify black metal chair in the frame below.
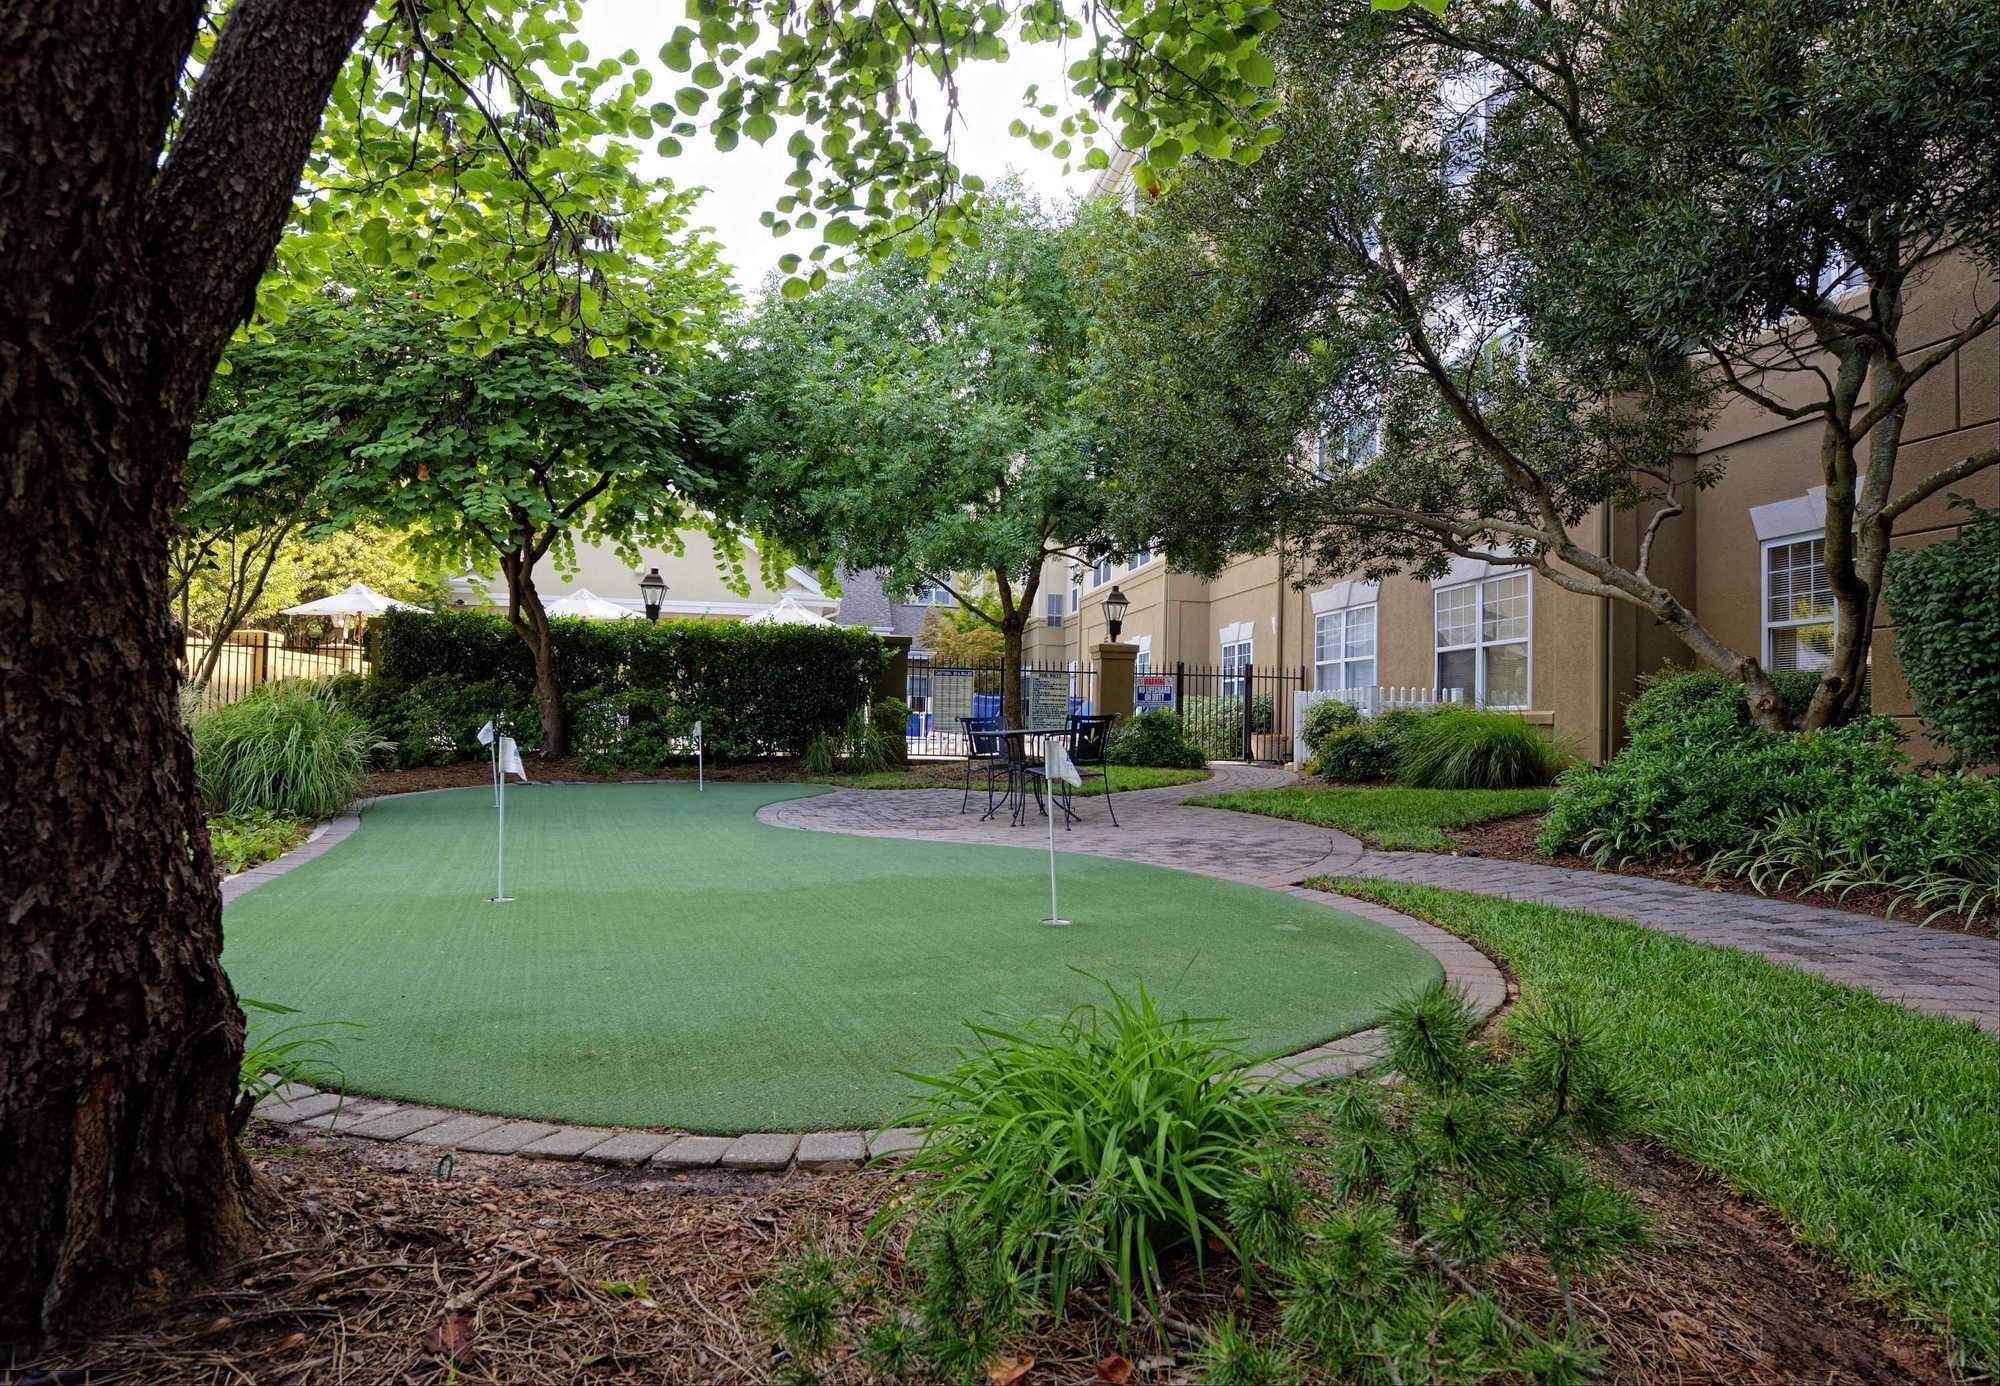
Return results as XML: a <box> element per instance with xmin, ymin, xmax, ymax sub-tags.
<box><xmin>1065</xmin><ymin>713</ymin><xmax>1121</xmax><ymax>827</ymax></box>
<box><xmin>960</xmin><ymin>716</ymin><xmax>1007</xmax><ymax>815</ymax></box>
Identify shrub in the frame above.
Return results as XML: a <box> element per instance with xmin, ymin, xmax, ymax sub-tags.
<box><xmin>871</xmin><ymin>697</ymin><xmax>913</xmax><ymax>766</ymax></box>
<box><xmin>1298</xmin><ymin>697</ymin><xmax>1361</xmax><ymax>754</ymax></box>
<box><xmin>1183</xmin><ymin>692</ymin><xmax>1274</xmax><ymax>759</ymax></box>
<box><xmin>1107</xmin><ymin>709</ymin><xmax>1207</xmax><ymax>768</ymax></box>
<box><xmin>571</xmin><ymin>686</ymin><xmax>696</xmax><ymax>775</ymax></box>
<box><xmin>1395</xmin><ymin>707</ymin><xmax>1568</xmax><ymax>790</ymax></box>
<box><xmin>1886</xmin><ymin>502</ymin><xmax>2000</xmax><ymax>766</ymax></box>
<box><xmin>1309</xmin><ymin>723</ymin><xmax>1397</xmax><ymax>782</ymax></box>
<box><xmin>193</xmin><ymin>682</ymin><xmax>373</xmax><ymax>818</ymax></box>
<box><xmin>878</xmin><ymin>980</ymin><xmax>1304</xmax><ymax>1321</ymax></box>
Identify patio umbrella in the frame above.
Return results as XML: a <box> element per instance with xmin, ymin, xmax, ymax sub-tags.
<box><xmin>280</xmin><ymin>582</ymin><xmax>423</xmax><ymax>617</ymax></box>
<box><xmin>745</xmin><ymin>593</ymin><xmax>834</xmax><ymax>626</ymax></box>
<box><xmin>544</xmin><ymin>588</ymin><xmax>642</xmax><ymax>620</ymax></box>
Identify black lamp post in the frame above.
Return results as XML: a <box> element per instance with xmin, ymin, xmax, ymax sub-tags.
<box><xmin>1102</xmin><ymin>584</ymin><xmax>1130</xmax><ymax>642</ymax></box>
<box><xmin>638</xmin><ymin>567</ymin><xmax>668</xmax><ymax>622</ymax></box>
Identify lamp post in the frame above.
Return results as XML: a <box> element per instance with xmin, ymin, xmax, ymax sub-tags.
<box><xmin>1102</xmin><ymin>584</ymin><xmax>1129</xmax><ymax>642</ymax></box>
<box><xmin>638</xmin><ymin>567</ymin><xmax>667</xmax><ymax>622</ymax></box>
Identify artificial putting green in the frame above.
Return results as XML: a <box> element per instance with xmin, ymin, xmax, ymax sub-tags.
<box><xmin>223</xmin><ymin>783</ymin><xmax>1440</xmax><ymax>1133</ymax></box>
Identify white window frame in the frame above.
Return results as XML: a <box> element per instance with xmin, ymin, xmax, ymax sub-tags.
<box><xmin>1761</xmin><ymin>531</ymin><xmax>1836</xmax><ymax>674</ymax></box>
<box><xmin>1220</xmin><ymin>621</ymin><xmax>1255</xmax><ymax>679</ymax></box>
<box><xmin>1069</xmin><ymin>584</ymin><xmax>1079</xmax><ymax>614</ymax></box>
<box><xmin>1091</xmin><ymin>557</ymin><xmax>1115</xmax><ymax>588</ymax></box>
<box><xmin>1134</xmin><ymin>633</ymin><xmax>1153</xmax><ymax>675</ymax></box>
<box><xmin>1128</xmin><ymin>542</ymin><xmax>1157</xmax><ymax>571</ymax></box>
<box><xmin>1433</xmin><ymin>572</ymin><xmax>1531</xmax><ymax>708</ymax></box>
<box><xmin>1314</xmin><ymin>603</ymin><xmax>1378</xmax><ymax>692</ymax></box>
<box><xmin>1043</xmin><ymin>591</ymin><xmax>1064</xmax><ymax>627</ymax></box>
<box><xmin>909</xmin><ymin>580</ymin><xmax>954</xmax><ymax>607</ymax></box>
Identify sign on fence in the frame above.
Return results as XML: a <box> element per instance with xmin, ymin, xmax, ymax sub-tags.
<box><xmin>931</xmin><ymin>668</ymin><xmax>977</xmax><ymax>728</ymax></box>
<box><xmin>1023</xmin><ymin>669</ymin><xmax>1071</xmax><ymax>728</ymax></box>
<box><xmin>1134</xmin><ymin>674</ymin><xmax>1175</xmax><ymax>713</ymax></box>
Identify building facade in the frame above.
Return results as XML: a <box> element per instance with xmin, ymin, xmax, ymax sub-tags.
<box><xmin>1027</xmin><ymin>256</ymin><xmax>1999</xmax><ymax>763</ymax></box>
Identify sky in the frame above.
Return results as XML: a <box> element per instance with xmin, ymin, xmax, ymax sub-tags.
<box><xmin>574</xmin><ymin>0</ymin><xmax>1103</xmax><ymax>297</ymax></box>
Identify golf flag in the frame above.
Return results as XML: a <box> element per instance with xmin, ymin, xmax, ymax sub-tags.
<box><xmin>476</xmin><ymin>719</ymin><xmax>496</xmax><ymax>746</ymax></box>
<box><xmin>691</xmin><ymin>720</ymin><xmax>704</xmax><ymax>792</ymax></box>
<box><xmin>497</xmin><ymin>735</ymin><xmax>529</xmax><ymax>781</ymax></box>
<box><xmin>1046</xmin><ymin>737</ymin><xmax>1083</xmax><ymax>787</ymax></box>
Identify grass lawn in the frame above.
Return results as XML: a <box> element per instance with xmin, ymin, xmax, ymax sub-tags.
<box><xmin>1324</xmin><ymin>878</ymin><xmax>2000</xmax><ymax>1375</ymax></box>
<box><xmin>221</xmin><ymin>783</ymin><xmax>1439</xmax><ymax>1133</ymax></box>
<box><xmin>1189</xmin><ymin>785</ymin><xmax>1553</xmax><ymax>850</ymax></box>
<box><xmin>828</xmin><ymin>763</ymin><xmax>1209</xmax><ymax>795</ymax></box>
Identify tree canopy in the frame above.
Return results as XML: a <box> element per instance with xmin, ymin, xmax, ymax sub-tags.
<box><xmin>731</xmin><ymin>192</ymin><xmax>1116</xmax><ymax>721</ymax></box>
<box><xmin>1084</xmin><ymin>0</ymin><xmax>2000</xmax><ymax>730</ymax></box>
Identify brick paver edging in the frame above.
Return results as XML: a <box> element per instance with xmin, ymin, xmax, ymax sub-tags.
<box><xmin>232</xmin><ymin>772</ymin><xmax>1505</xmax><ymax>1170</ymax></box>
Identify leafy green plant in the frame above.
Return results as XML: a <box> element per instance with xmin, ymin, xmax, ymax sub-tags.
<box><xmin>1395</xmin><ymin>708</ymin><xmax>1569</xmax><ymax>790</ymax></box>
<box><xmin>1885</xmin><ymin>500</ymin><xmax>2000</xmax><ymax>767</ymax></box>
<box><xmin>1107</xmin><ymin>709</ymin><xmax>1207</xmax><ymax>769</ymax></box>
<box><xmin>871</xmin><ymin>697</ymin><xmax>913</xmax><ymax>766</ymax></box>
<box><xmin>570</xmin><ymin>686</ymin><xmax>696</xmax><ymax>775</ymax></box>
<box><xmin>877</xmin><ymin>979</ymin><xmax>1305</xmax><ymax>1322</ymax></box>
<box><xmin>193</xmin><ymin>682</ymin><xmax>373</xmax><ymax>818</ymax></box>
<box><xmin>1182</xmin><ymin>692</ymin><xmax>1276</xmax><ymax>759</ymax></box>
<box><xmin>802</xmin><ymin>731</ymin><xmax>838</xmax><ymax>776</ymax></box>
<box><xmin>237</xmin><ymin>998</ymin><xmax>357</xmax><ymax>1110</ymax></box>
<box><xmin>1298</xmin><ymin>697</ymin><xmax>1362</xmax><ymax>754</ymax></box>
<box><xmin>205</xmin><ymin>809</ymin><xmax>309</xmax><ymax>877</ymax></box>
<box><xmin>1191</xmin><ymin>1316</ymin><xmax>1305</xmax><ymax>1385</ymax></box>
<box><xmin>1309</xmin><ymin>723</ymin><xmax>1397</xmax><ymax>782</ymax></box>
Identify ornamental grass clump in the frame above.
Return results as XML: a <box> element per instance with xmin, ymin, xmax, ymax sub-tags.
<box><xmin>1395</xmin><ymin>707</ymin><xmax>1569</xmax><ymax>790</ymax></box>
<box><xmin>193</xmin><ymin>681</ymin><xmax>373</xmax><ymax>819</ymax></box>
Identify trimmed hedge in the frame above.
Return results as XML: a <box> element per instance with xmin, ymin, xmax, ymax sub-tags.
<box><xmin>1885</xmin><ymin>503</ymin><xmax>2000</xmax><ymax>766</ymax></box>
<box><xmin>1108</xmin><ymin>710</ymin><xmax>1207</xmax><ymax>769</ymax></box>
<box><xmin>354</xmin><ymin>609</ymin><xmax>884</xmax><ymax>765</ymax></box>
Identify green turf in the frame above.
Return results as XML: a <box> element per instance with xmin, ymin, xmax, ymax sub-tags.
<box><xmin>222</xmin><ymin>783</ymin><xmax>1438</xmax><ymax>1133</ymax></box>
<box><xmin>1189</xmin><ymin>786</ymin><xmax>1554</xmax><ymax>851</ymax></box>
<box><xmin>1326</xmin><ymin>878</ymin><xmax>2000</xmax><ymax>1375</ymax></box>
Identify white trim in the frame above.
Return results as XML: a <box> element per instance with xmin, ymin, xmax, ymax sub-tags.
<box><xmin>784</xmin><ymin>566</ymin><xmax>828</xmax><ymax>597</ymax></box>
<box><xmin>1750</xmin><ymin>487</ymin><xmax>1827</xmax><ymax>542</ymax></box>
<box><xmin>1436</xmin><ymin>553</ymin><xmax>1532</xmax><ymax>586</ymax></box>
<box><xmin>1219</xmin><ymin>620</ymin><xmax>1254</xmax><ymax>645</ymax></box>
<box><xmin>1310</xmin><ymin>578</ymin><xmax>1379</xmax><ymax>615</ymax></box>
<box><xmin>1759</xmin><ymin>529</ymin><xmax>1835</xmax><ymax>673</ymax></box>
<box><xmin>1313</xmin><ymin>602</ymin><xmax>1378</xmax><ymax>693</ymax></box>
<box><xmin>1432</xmin><ymin>572</ymin><xmax>1532</xmax><ymax>708</ymax></box>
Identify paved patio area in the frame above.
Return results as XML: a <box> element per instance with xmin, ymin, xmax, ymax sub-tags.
<box><xmin>769</xmin><ymin>766</ymin><xmax>2000</xmax><ymax>1033</ymax></box>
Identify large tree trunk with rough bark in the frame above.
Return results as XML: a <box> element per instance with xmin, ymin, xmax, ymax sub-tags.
<box><xmin>0</xmin><ymin>0</ymin><xmax>372</xmax><ymax>1341</ymax></box>
<box><xmin>500</xmin><ymin>551</ymin><xmax>569</xmax><ymax>757</ymax></box>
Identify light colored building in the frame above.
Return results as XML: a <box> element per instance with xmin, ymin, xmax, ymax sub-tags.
<box><xmin>450</xmin><ymin>528</ymin><xmax>839</xmax><ymax>622</ymax></box>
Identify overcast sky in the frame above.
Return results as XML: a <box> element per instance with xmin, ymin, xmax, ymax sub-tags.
<box><xmin>575</xmin><ymin>0</ymin><xmax>1102</xmax><ymax>298</ymax></box>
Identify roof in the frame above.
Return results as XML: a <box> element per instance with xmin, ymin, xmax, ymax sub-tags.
<box><xmin>835</xmin><ymin>567</ymin><xmax>937</xmax><ymax>650</ymax></box>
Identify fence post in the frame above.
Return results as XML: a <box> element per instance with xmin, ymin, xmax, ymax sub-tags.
<box><xmin>1094</xmin><ymin>641</ymin><xmax>1137</xmax><ymax>724</ymax></box>
<box><xmin>1174</xmin><ymin>661</ymin><xmax>1186</xmax><ymax>720</ymax></box>
<box><xmin>1239</xmin><ymin>663</ymin><xmax>1254</xmax><ymax>761</ymax></box>
<box><xmin>251</xmin><ymin>631</ymin><xmax>271</xmax><ymax>691</ymax></box>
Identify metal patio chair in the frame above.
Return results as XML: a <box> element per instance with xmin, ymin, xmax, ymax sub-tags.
<box><xmin>960</xmin><ymin>716</ymin><xmax>1007</xmax><ymax>815</ymax></box>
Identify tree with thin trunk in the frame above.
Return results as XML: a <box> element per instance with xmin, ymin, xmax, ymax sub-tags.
<box><xmin>732</xmin><ymin>194</ymin><xmax>1117</xmax><ymax>725</ymax></box>
<box><xmin>0</xmin><ymin>0</ymin><xmax>1286</xmax><ymax>1338</ymax></box>
<box><xmin>1086</xmin><ymin>0</ymin><xmax>2000</xmax><ymax>731</ymax></box>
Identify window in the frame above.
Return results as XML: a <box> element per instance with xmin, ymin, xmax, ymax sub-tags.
<box><xmin>910</xmin><ymin>581</ymin><xmax>954</xmax><ymax>607</ymax></box>
<box><xmin>1128</xmin><ymin>542</ymin><xmax>1157</xmax><ymax>570</ymax></box>
<box><xmin>1135</xmin><ymin>634</ymin><xmax>1153</xmax><ymax>676</ymax></box>
<box><xmin>1314</xmin><ymin>604</ymin><xmax>1378</xmax><ymax>691</ymax></box>
<box><xmin>1434</xmin><ymin>572</ymin><xmax>1529</xmax><ymax>707</ymax></box>
<box><xmin>1092</xmin><ymin>557</ymin><xmax>1115</xmax><ymax>588</ymax></box>
<box><xmin>1221</xmin><ymin>637</ymin><xmax>1254</xmax><ymax>679</ymax></box>
<box><xmin>1044</xmin><ymin>592</ymin><xmax>1064</xmax><ymax>628</ymax></box>
<box><xmin>1069</xmin><ymin>585</ymin><xmax>1079</xmax><ymax>614</ymax></box>
<box><xmin>1764</xmin><ymin>535</ymin><xmax>1834</xmax><ymax>673</ymax></box>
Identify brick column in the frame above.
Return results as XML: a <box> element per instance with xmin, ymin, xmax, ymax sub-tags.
<box><xmin>1095</xmin><ymin>641</ymin><xmax>1137</xmax><ymax>723</ymax></box>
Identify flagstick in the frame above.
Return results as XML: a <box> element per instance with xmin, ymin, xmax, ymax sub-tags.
<box><xmin>491</xmin><ymin>727</ymin><xmax>513</xmax><ymax>903</ymax></box>
<box><xmin>490</xmin><ymin>713</ymin><xmax>500</xmax><ymax>809</ymax></box>
<box><xmin>1042</xmin><ymin>760</ymin><xmax>1071</xmax><ymax>927</ymax></box>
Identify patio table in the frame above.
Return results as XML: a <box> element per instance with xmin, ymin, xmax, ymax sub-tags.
<box><xmin>980</xmin><ymin>726</ymin><xmax>1080</xmax><ymax>827</ymax></box>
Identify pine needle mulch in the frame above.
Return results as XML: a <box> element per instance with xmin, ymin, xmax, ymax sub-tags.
<box><xmin>19</xmin><ymin>1129</ymin><xmax>1955</xmax><ymax>1385</ymax></box>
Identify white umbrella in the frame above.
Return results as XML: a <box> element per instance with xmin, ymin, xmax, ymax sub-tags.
<box><xmin>745</xmin><ymin>593</ymin><xmax>834</xmax><ymax>626</ymax></box>
<box><xmin>280</xmin><ymin>582</ymin><xmax>423</xmax><ymax>617</ymax></box>
<box><xmin>544</xmin><ymin>587</ymin><xmax>642</xmax><ymax>620</ymax></box>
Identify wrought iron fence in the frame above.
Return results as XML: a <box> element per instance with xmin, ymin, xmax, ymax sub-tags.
<box><xmin>181</xmin><ymin>629</ymin><xmax>371</xmax><ymax>712</ymax></box>
<box><xmin>1173</xmin><ymin>662</ymin><xmax>1306</xmax><ymax>763</ymax></box>
<box><xmin>903</xmin><ymin>660</ymin><xmax>1099</xmax><ymax>759</ymax></box>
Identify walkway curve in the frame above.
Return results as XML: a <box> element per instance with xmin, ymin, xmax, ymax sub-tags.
<box><xmin>234</xmin><ymin>769</ymin><xmax>1505</xmax><ymax>1170</ymax></box>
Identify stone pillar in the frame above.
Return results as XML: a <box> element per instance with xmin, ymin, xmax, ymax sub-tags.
<box><xmin>1095</xmin><ymin>641</ymin><xmax>1138</xmax><ymax>723</ymax></box>
<box><xmin>875</xmin><ymin>634</ymin><xmax>914</xmax><ymax>705</ymax></box>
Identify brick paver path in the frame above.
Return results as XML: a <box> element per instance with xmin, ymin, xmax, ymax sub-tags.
<box><xmin>772</xmin><ymin>766</ymin><xmax>2000</xmax><ymax>1034</ymax></box>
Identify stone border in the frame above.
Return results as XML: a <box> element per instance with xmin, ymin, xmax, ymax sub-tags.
<box><xmin>237</xmin><ymin>784</ymin><xmax>1505</xmax><ymax>1170</ymax></box>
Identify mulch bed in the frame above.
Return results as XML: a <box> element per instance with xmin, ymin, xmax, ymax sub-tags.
<box><xmin>15</xmin><ymin>1128</ymin><xmax>1953</xmax><ymax>1384</ymax></box>
<box><xmin>1448</xmin><ymin>815</ymin><xmax>1996</xmax><ymax>941</ymax></box>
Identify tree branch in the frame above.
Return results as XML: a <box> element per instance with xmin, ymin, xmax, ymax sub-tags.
<box><xmin>1881</xmin><ymin>445</ymin><xmax>2000</xmax><ymax>522</ymax></box>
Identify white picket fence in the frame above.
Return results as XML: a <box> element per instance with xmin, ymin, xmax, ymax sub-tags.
<box><xmin>1291</xmin><ymin>686</ymin><xmax>1465</xmax><ymax>765</ymax></box>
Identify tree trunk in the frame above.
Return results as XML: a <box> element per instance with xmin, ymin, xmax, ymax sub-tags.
<box><xmin>1001</xmin><ymin>617</ymin><xmax>1027</xmax><ymax>726</ymax></box>
<box><xmin>500</xmin><ymin>551</ymin><xmax>568</xmax><ymax>757</ymax></box>
<box><xmin>1</xmin><ymin>0</ymin><xmax>372</xmax><ymax>1340</ymax></box>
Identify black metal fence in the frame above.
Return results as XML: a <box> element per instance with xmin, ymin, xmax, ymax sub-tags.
<box><xmin>1171</xmin><ymin>662</ymin><xmax>1305</xmax><ymax>764</ymax></box>
<box><xmin>180</xmin><ymin>629</ymin><xmax>372</xmax><ymax>712</ymax></box>
<box><xmin>904</xmin><ymin>661</ymin><xmax>1099</xmax><ymax>759</ymax></box>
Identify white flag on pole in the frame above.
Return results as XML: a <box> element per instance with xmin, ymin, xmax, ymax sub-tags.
<box><xmin>690</xmin><ymin>720</ymin><xmax>703</xmax><ymax>753</ymax></box>
<box><xmin>498</xmin><ymin>735</ymin><xmax>529</xmax><ymax>781</ymax></box>
<box><xmin>1046</xmin><ymin>737</ymin><xmax>1083</xmax><ymax>787</ymax></box>
<box><xmin>476</xmin><ymin>719</ymin><xmax>496</xmax><ymax>746</ymax></box>
<box><xmin>690</xmin><ymin>720</ymin><xmax>703</xmax><ymax>792</ymax></box>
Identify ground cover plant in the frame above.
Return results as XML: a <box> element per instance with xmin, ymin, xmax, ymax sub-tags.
<box><xmin>1191</xmin><ymin>786</ymin><xmax>1554</xmax><ymax>852</ymax></box>
<box><xmin>220</xmin><ymin>783</ymin><xmax>1438</xmax><ymax>1131</ymax></box>
<box><xmin>1542</xmin><ymin>671</ymin><xmax>2000</xmax><ymax>926</ymax></box>
<box><xmin>753</xmin><ymin>981</ymin><xmax>1647</xmax><ymax>1382</ymax></box>
<box><xmin>193</xmin><ymin>682</ymin><xmax>374</xmax><ymax>820</ymax></box>
<box><xmin>205</xmin><ymin>810</ymin><xmax>310</xmax><ymax>878</ymax></box>
<box><xmin>1322</xmin><ymin>879</ymin><xmax>2000</xmax><ymax>1374</ymax></box>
